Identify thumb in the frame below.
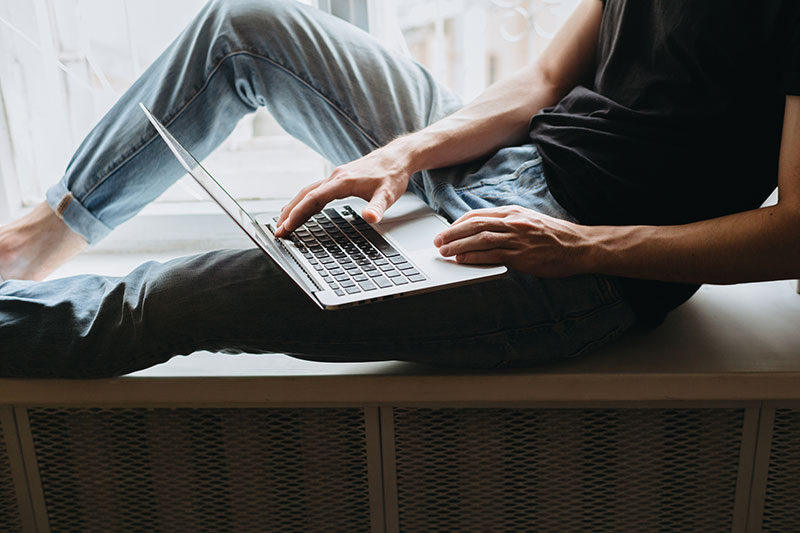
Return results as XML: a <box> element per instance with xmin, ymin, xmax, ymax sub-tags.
<box><xmin>363</xmin><ymin>189</ymin><xmax>392</xmax><ymax>223</ymax></box>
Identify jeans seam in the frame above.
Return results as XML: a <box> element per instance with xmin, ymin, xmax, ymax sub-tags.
<box><xmin>79</xmin><ymin>49</ymin><xmax>383</xmax><ymax>206</ymax></box>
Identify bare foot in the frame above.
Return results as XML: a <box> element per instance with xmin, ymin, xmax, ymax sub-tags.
<box><xmin>0</xmin><ymin>202</ymin><xmax>88</xmax><ymax>281</ymax></box>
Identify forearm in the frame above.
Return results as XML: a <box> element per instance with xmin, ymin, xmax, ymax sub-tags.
<box><xmin>587</xmin><ymin>205</ymin><xmax>800</xmax><ymax>284</ymax></box>
<box><xmin>391</xmin><ymin>67</ymin><xmax>563</xmax><ymax>174</ymax></box>
<box><xmin>387</xmin><ymin>0</ymin><xmax>602</xmax><ymax>174</ymax></box>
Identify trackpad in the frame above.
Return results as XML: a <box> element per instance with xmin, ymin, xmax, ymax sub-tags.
<box><xmin>379</xmin><ymin>216</ymin><xmax>447</xmax><ymax>252</ymax></box>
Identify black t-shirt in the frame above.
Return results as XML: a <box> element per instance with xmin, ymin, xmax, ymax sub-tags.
<box><xmin>529</xmin><ymin>0</ymin><xmax>800</xmax><ymax>325</ymax></box>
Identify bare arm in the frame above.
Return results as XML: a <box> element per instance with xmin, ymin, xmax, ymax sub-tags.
<box><xmin>276</xmin><ymin>0</ymin><xmax>603</xmax><ymax>236</ymax></box>
<box><xmin>398</xmin><ymin>0</ymin><xmax>603</xmax><ymax>174</ymax></box>
<box><xmin>585</xmin><ymin>95</ymin><xmax>800</xmax><ymax>284</ymax></box>
<box><xmin>436</xmin><ymin>95</ymin><xmax>800</xmax><ymax>285</ymax></box>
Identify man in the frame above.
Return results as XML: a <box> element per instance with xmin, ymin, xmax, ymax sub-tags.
<box><xmin>1</xmin><ymin>0</ymin><xmax>798</xmax><ymax>377</ymax></box>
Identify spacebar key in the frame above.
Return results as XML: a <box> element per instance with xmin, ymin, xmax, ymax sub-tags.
<box><xmin>360</xmin><ymin>229</ymin><xmax>400</xmax><ymax>257</ymax></box>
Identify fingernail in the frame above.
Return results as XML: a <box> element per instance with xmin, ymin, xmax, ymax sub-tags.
<box><xmin>433</xmin><ymin>236</ymin><xmax>442</xmax><ymax>246</ymax></box>
<box><xmin>439</xmin><ymin>246</ymin><xmax>450</xmax><ymax>255</ymax></box>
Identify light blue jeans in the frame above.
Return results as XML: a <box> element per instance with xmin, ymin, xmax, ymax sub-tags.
<box><xmin>0</xmin><ymin>0</ymin><xmax>635</xmax><ymax>377</ymax></box>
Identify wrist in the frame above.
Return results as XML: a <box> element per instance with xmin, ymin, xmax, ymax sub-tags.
<box><xmin>579</xmin><ymin>225</ymin><xmax>615</xmax><ymax>275</ymax></box>
<box><xmin>385</xmin><ymin>132</ymin><xmax>434</xmax><ymax>175</ymax></box>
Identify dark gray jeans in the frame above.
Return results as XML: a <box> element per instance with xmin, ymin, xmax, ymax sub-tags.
<box><xmin>0</xmin><ymin>0</ymin><xmax>635</xmax><ymax>377</ymax></box>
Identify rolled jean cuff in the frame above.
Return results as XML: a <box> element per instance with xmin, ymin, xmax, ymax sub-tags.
<box><xmin>45</xmin><ymin>180</ymin><xmax>113</xmax><ymax>245</ymax></box>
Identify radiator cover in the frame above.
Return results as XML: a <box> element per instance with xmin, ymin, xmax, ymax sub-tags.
<box><xmin>390</xmin><ymin>407</ymin><xmax>745</xmax><ymax>532</ymax></box>
<box><xmin>26</xmin><ymin>407</ymin><xmax>372</xmax><ymax>533</ymax></box>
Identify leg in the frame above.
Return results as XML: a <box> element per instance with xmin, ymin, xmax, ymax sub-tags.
<box><xmin>0</xmin><ymin>249</ymin><xmax>634</xmax><ymax>378</ymax></box>
<box><xmin>0</xmin><ymin>0</ymin><xmax>460</xmax><ymax>279</ymax></box>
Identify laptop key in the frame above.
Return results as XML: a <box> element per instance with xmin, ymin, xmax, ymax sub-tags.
<box><xmin>397</xmin><ymin>263</ymin><xmax>414</xmax><ymax>271</ymax></box>
<box><xmin>334</xmin><ymin>289</ymin><xmax>345</xmax><ymax>296</ymax></box>
<box><xmin>367</xmin><ymin>270</ymin><xmax>383</xmax><ymax>278</ymax></box>
<box><xmin>358</xmin><ymin>280</ymin><xmax>377</xmax><ymax>291</ymax></box>
<box><xmin>385</xmin><ymin>269</ymin><xmax>401</xmax><ymax>277</ymax></box>
<box><xmin>388</xmin><ymin>256</ymin><xmax>407</xmax><ymax>265</ymax></box>
<box><xmin>407</xmin><ymin>274</ymin><xmax>426</xmax><ymax>282</ymax></box>
<box><xmin>353</xmin><ymin>274</ymin><xmax>368</xmax><ymax>282</ymax></box>
<box><xmin>379</xmin><ymin>264</ymin><xmax>395</xmax><ymax>272</ymax></box>
<box><xmin>374</xmin><ymin>276</ymin><xmax>392</xmax><ymax>288</ymax></box>
<box><xmin>391</xmin><ymin>276</ymin><xmax>409</xmax><ymax>286</ymax></box>
<box><xmin>334</xmin><ymin>274</ymin><xmax>350</xmax><ymax>282</ymax></box>
<box><xmin>340</xmin><ymin>279</ymin><xmax>355</xmax><ymax>288</ymax></box>
<box><xmin>345</xmin><ymin>286</ymin><xmax>362</xmax><ymax>294</ymax></box>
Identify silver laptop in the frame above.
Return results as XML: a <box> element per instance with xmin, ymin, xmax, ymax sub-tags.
<box><xmin>140</xmin><ymin>103</ymin><xmax>507</xmax><ymax>309</ymax></box>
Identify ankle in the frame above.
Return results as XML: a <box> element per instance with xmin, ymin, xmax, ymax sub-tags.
<box><xmin>0</xmin><ymin>202</ymin><xmax>88</xmax><ymax>281</ymax></box>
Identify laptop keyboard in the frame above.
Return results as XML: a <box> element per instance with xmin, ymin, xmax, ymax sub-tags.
<box><xmin>279</xmin><ymin>205</ymin><xmax>426</xmax><ymax>297</ymax></box>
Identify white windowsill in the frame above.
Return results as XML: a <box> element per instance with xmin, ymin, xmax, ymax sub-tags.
<box><xmin>86</xmin><ymin>198</ymin><xmax>287</xmax><ymax>254</ymax></box>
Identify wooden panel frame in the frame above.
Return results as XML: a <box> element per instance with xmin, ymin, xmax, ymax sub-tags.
<box><xmin>745</xmin><ymin>406</ymin><xmax>775</xmax><ymax>533</ymax></box>
<box><xmin>363</xmin><ymin>407</ymin><xmax>386</xmax><ymax>533</ymax></box>
<box><xmin>3</xmin><ymin>374</ymin><xmax>800</xmax><ymax>406</ymax></box>
<box><xmin>13</xmin><ymin>408</ymin><xmax>50</xmax><ymax>533</ymax></box>
<box><xmin>745</xmin><ymin>401</ymin><xmax>800</xmax><ymax>533</ymax></box>
<box><xmin>0</xmin><ymin>406</ymin><xmax>36</xmax><ymax>532</ymax></box>
<box><xmin>731</xmin><ymin>407</ymin><xmax>761</xmax><ymax>533</ymax></box>
<box><xmin>379</xmin><ymin>406</ymin><xmax>399</xmax><ymax>533</ymax></box>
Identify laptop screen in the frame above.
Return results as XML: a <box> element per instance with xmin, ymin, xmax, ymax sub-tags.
<box><xmin>138</xmin><ymin>104</ymin><xmax>261</xmax><ymax>234</ymax></box>
<box><xmin>138</xmin><ymin>103</ymin><xmax>320</xmax><ymax>295</ymax></box>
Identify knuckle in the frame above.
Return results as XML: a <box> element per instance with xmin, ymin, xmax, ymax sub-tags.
<box><xmin>304</xmin><ymin>191</ymin><xmax>323</xmax><ymax>208</ymax></box>
<box><xmin>341</xmin><ymin>175</ymin><xmax>361</xmax><ymax>187</ymax></box>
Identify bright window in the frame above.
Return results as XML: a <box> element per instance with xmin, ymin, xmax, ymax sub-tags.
<box><xmin>0</xmin><ymin>0</ymin><xmax>579</xmax><ymax>246</ymax></box>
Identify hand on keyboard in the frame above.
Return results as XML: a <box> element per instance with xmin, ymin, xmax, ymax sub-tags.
<box><xmin>274</xmin><ymin>141</ymin><xmax>415</xmax><ymax>238</ymax></box>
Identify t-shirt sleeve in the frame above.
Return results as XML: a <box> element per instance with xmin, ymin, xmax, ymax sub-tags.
<box><xmin>781</xmin><ymin>10</ymin><xmax>800</xmax><ymax>94</ymax></box>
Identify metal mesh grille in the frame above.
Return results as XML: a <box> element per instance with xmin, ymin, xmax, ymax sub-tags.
<box><xmin>27</xmin><ymin>407</ymin><xmax>372</xmax><ymax>532</ymax></box>
<box><xmin>0</xmin><ymin>416</ymin><xmax>23</xmax><ymax>533</ymax></box>
<box><xmin>391</xmin><ymin>408</ymin><xmax>744</xmax><ymax>532</ymax></box>
<box><xmin>762</xmin><ymin>408</ymin><xmax>800</xmax><ymax>531</ymax></box>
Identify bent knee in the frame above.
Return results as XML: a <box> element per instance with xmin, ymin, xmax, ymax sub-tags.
<box><xmin>203</xmin><ymin>0</ymin><xmax>310</xmax><ymax>49</ymax></box>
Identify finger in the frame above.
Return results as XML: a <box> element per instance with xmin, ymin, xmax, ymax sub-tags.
<box><xmin>277</xmin><ymin>178</ymin><xmax>365</xmax><ymax>236</ymax></box>
<box><xmin>454</xmin><ymin>250</ymin><xmax>509</xmax><ymax>265</ymax></box>
<box><xmin>363</xmin><ymin>187</ymin><xmax>395</xmax><ymax>223</ymax></box>
<box><xmin>438</xmin><ymin>231</ymin><xmax>513</xmax><ymax>257</ymax></box>
<box><xmin>434</xmin><ymin>216</ymin><xmax>510</xmax><ymax>246</ymax></box>
<box><xmin>276</xmin><ymin>180</ymin><xmax>323</xmax><ymax>227</ymax></box>
<box><xmin>450</xmin><ymin>206</ymin><xmax>513</xmax><ymax>226</ymax></box>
